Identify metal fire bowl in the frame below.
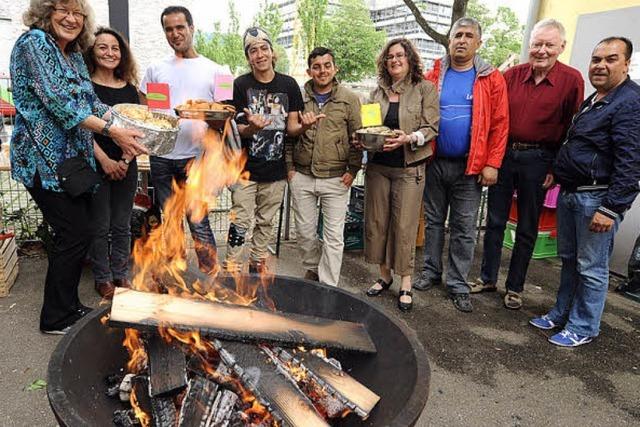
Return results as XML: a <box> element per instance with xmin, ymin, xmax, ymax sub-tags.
<box><xmin>48</xmin><ymin>275</ymin><xmax>430</xmax><ymax>427</ymax></box>
<box><xmin>111</xmin><ymin>104</ymin><xmax>179</xmax><ymax>156</ymax></box>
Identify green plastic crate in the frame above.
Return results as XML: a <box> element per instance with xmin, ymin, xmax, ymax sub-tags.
<box><xmin>503</xmin><ymin>221</ymin><xmax>557</xmax><ymax>259</ymax></box>
<box><xmin>317</xmin><ymin>211</ymin><xmax>364</xmax><ymax>251</ymax></box>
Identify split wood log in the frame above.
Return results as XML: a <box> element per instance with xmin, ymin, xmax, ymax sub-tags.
<box><xmin>266</xmin><ymin>347</ymin><xmax>380</xmax><ymax>418</ymax></box>
<box><xmin>206</xmin><ymin>389</ymin><xmax>239</xmax><ymax>427</ymax></box>
<box><xmin>214</xmin><ymin>340</ymin><xmax>330</xmax><ymax>427</ymax></box>
<box><xmin>110</xmin><ymin>288</ymin><xmax>376</xmax><ymax>353</ymax></box>
<box><xmin>131</xmin><ymin>375</ymin><xmax>177</xmax><ymax>427</ymax></box>
<box><xmin>177</xmin><ymin>376</ymin><xmax>219</xmax><ymax>427</ymax></box>
<box><xmin>144</xmin><ymin>333</ymin><xmax>187</xmax><ymax>396</ymax></box>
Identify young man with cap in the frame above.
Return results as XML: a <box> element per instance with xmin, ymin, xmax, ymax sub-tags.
<box><xmin>224</xmin><ymin>27</ymin><xmax>321</xmax><ymax>273</ymax></box>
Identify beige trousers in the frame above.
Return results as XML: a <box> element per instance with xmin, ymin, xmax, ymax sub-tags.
<box><xmin>224</xmin><ymin>179</ymin><xmax>286</xmax><ymax>269</ymax></box>
<box><xmin>364</xmin><ymin>162</ymin><xmax>426</xmax><ymax>276</ymax></box>
<box><xmin>290</xmin><ymin>172</ymin><xmax>350</xmax><ymax>287</ymax></box>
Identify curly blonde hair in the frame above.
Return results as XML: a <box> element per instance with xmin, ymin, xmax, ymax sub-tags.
<box><xmin>23</xmin><ymin>0</ymin><xmax>96</xmax><ymax>52</ymax></box>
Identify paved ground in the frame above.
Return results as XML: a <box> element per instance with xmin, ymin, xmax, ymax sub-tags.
<box><xmin>0</xmin><ymin>239</ymin><xmax>639</xmax><ymax>426</ymax></box>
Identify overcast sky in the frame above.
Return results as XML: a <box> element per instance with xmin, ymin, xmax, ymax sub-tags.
<box><xmin>191</xmin><ymin>0</ymin><xmax>533</xmax><ymax>34</ymax></box>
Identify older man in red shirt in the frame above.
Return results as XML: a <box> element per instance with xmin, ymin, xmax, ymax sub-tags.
<box><xmin>472</xmin><ymin>19</ymin><xmax>584</xmax><ymax>309</ymax></box>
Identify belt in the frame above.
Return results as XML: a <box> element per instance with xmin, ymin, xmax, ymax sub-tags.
<box><xmin>510</xmin><ymin>141</ymin><xmax>544</xmax><ymax>151</ymax></box>
<box><xmin>562</xmin><ymin>182</ymin><xmax>609</xmax><ymax>193</ymax></box>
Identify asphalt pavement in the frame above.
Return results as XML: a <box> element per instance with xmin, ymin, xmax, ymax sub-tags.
<box><xmin>0</xmin><ymin>239</ymin><xmax>638</xmax><ymax>426</ymax></box>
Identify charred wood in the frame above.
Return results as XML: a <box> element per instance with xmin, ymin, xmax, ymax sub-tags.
<box><xmin>205</xmin><ymin>389</ymin><xmax>239</xmax><ymax>427</ymax></box>
<box><xmin>177</xmin><ymin>376</ymin><xmax>219</xmax><ymax>427</ymax></box>
<box><xmin>144</xmin><ymin>332</ymin><xmax>187</xmax><ymax>396</ymax></box>
<box><xmin>214</xmin><ymin>340</ymin><xmax>329</xmax><ymax>427</ymax></box>
<box><xmin>113</xmin><ymin>409</ymin><xmax>140</xmax><ymax>427</ymax></box>
<box><xmin>265</xmin><ymin>347</ymin><xmax>380</xmax><ymax>418</ymax></box>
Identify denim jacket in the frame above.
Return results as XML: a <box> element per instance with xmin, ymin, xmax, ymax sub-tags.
<box><xmin>553</xmin><ymin>77</ymin><xmax>640</xmax><ymax>219</ymax></box>
<box><xmin>10</xmin><ymin>29</ymin><xmax>108</xmax><ymax>191</ymax></box>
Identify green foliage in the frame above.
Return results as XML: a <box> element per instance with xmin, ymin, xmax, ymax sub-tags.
<box><xmin>194</xmin><ymin>1</ymin><xmax>247</xmax><ymax>75</ymax></box>
<box><xmin>26</xmin><ymin>379</ymin><xmax>47</xmax><ymax>391</ymax></box>
<box><xmin>325</xmin><ymin>0</ymin><xmax>387</xmax><ymax>82</ymax></box>
<box><xmin>298</xmin><ymin>0</ymin><xmax>329</xmax><ymax>58</ymax></box>
<box><xmin>467</xmin><ymin>0</ymin><xmax>523</xmax><ymax>67</ymax></box>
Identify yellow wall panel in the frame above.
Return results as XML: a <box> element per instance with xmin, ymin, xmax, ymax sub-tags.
<box><xmin>537</xmin><ymin>0</ymin><xmax>640</xmax><ymax>61</ymax></box>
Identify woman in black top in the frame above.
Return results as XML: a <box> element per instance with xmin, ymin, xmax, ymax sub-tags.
<box><xmin>84</xmin><ymin>27</ymin><xmax>139</xmax><ymax>299</ymax></box>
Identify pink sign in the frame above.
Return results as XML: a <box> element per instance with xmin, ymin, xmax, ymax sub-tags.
<box><xmin>214</xmin><ymin>74</ymin><xmax>234</xmax><ymax>101</ymax></box>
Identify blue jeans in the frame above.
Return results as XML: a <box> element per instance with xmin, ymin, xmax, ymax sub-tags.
<box><xmin>421</xmin><ymin>157</ymin><xmax>482</xmax><ymax>294</ymax></box>
<box><xmin>481</xmin><ymin>148</ymin><xmax>553</xmax><ymax>292</ymax></box>
<box><xmin>547</xmin><ymin>191</ymin><xmax>620</xmax><ymax>337</ymax></box>
<box><xmin>90</xmin><ymin>162</ymin><xmax>138</xmax><ymax>282</ymax></box>
<box><xmin>150</xmin><ymin>156</ymin><xmax>217</xmax><ymax>273</ymax></box>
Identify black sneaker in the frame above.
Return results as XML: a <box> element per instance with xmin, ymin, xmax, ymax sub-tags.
<box><xmin>40</xmin><ymin>325</ymin><xmax>72</xmax><ymax>335</ymax></box>
<box><xmin>412</xmin><ymin>270</ymin><xmax>441</xmax><ymax>291</ymax></box>
<box><xmin>450</xmin><ymin>293</ymin><xmax>473</xmax><ymax>312</ymax></box>
<box><xmin>76</xmin><ymin>304</ymin><xmax>93</xmax><ymax>317</ymax></box>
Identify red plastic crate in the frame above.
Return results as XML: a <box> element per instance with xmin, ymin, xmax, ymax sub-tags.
<box><xmin>508</xmin><ymin>197</ymin><xmax>557</xmax><ymax>231</ymax></box>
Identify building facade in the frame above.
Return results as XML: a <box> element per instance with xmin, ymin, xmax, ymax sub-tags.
<box><xmin>274</xmin><ymin>0</ymin><xmax>453</xmax><ymax>80</ymax></box>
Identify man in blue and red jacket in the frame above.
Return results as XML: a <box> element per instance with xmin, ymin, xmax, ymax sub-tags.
<box><xmin>414</xmin><ymin>17</ymin><xmax>509</xmax><ymax>313</ymax></box>
<box><xmin>530</xmin><ymin>37</ymin><xmax>640</xmax><ymax>347</ymax></box>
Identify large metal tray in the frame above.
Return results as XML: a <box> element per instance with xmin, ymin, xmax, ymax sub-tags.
<box><xmin>174</xmin><ymin>108</ymin><xmax>234</xmax><ymax>121</ymax></box>
<box><xmin>111</xmin><ymin>104</ymin><xmax>178</xmax><ymax>156</ymax></box>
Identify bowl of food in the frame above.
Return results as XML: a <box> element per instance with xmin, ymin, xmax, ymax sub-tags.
<box><xmin>111</xmin><ymin>104</ymin><xmax>179</xmax><ymax>156</ymax></box>
<box><xmin>175</xmin><ymin>99</ymin><xmax>236</xmax><ymax>121</ymax></box>
<box><xmin>355</xmin><ymin>126</ymin><xmax>398</xmax><ymax>152</ymax></box>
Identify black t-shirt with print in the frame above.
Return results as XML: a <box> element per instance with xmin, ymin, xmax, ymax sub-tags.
<box><xmin>233</xmin><ymin>72</ymin><xmax>303</xmax><ymax>182</ymax></box>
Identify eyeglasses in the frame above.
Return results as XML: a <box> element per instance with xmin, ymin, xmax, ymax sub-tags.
<box><xmin>53</xmin><ymin>7</ymin><xmax>86</xmax><ymax>20</ymax></box>
<box><xmin>385</xmin><ymin>52</ymin><xmax>406</xmax><ymax>62</ymax></box>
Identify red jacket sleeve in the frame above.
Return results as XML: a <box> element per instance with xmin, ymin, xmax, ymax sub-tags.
<box><xmin>485</xmin><ymin>70</ymin><xmax>509</xmax><ymax>169</ymax></box>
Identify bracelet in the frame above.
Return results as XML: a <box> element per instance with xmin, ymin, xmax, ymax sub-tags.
<box><xmin>101</xmin><ymin>121</ymin><xmax>112</xmax><ymax>136</ymax></box>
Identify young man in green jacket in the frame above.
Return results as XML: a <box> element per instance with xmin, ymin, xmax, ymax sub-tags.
<box><xmin>287</xmin><ymin>47</ymin><xmax>362</xmax><ymax>286</ymax></box>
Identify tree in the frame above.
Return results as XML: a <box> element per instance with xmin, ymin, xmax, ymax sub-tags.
<box><xmin>325</xmin><ymin>0</ymin><xmax>386</xmax><ymax>82</ymax></box>
<box><xmin>403</xmin><ymin>0</ymin><xmax>522</xmax><ymax>67</ymax></box>
<box><xmin>468</xmin><ymin>1</ymin><xmax>523</xmax><ymax>67</ymax></box>
<box><xmin>253</xmin><ymin>0</ymin><xmax>289</xmax><ymax>73</ymax></box>
<box><xmin>402</xmin><ymin>0</ymin><xmax>470</xmax><ymax>50</ymax></box>
<box><xmin>298</xmin><ymin>0</ymin><xmax>329</xmax><ymax>58</ymax></box>
<box><xmin>194</xmin><ymin>1</ymin><xmax>246</xmax><ymax>74</ymax></box>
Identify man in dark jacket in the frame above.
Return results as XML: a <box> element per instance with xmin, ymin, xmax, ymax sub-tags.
<box><xmin>529</xmin><ymin>37</ymin><xmax>640</xmax><ymax>347</ymax></box>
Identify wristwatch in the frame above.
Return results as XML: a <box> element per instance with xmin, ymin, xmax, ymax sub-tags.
<box><xmin>121</xmin><ymin>158</ymin><xmax>130</xmax><ymax>165</ymax></box>
<box><xmin>101</xmin><ymin>121</ymin><xmax>112</xmax><ymax>136</ymax></box>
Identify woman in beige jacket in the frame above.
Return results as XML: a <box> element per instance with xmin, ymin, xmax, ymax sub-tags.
<box><xmin>363</xmin><ymin>38</ymin><xmax>439</xmax><ymax>311</ymax></box>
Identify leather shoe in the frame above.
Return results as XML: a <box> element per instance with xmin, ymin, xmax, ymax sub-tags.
<box><xmin>76</xmin><ymin>304</ymin><xmax>93</xmax><ymax>317</ymax></box>
<box><xmin>398</xmin><ymin>290</ymin><xmax>413</xmax><ymax>312</ymax></box>
<box><xmin>450</xmin><ymin>293</ymin><xmax>473</xmax><ymax>312</ymax></box>
<box><xmin>366</xmin><ymin>278</ymin><xmax>393</xmax><ymax>296</ymax></box>
<box><xmin>95</xmin><ymin>281</ymin><xmax>116</xmax><ymax>299</ymax></box>
<box><xmin>303</xmin><ymin>270</ymin><xmax>319</xmax><ymax>281</ymax></box>
<box><xmin>113</xmin><ymin>278</ymin><xmax>131</xmax><ymax>288</ymax></box>
<box><xmin>412</xmin><ymin>271</ymin><xmax>441</xmax><ymax>291</ymax></box>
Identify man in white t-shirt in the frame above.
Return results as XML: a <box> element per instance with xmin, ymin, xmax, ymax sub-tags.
<box><xmin>140</xmin><ymin>5</ymin><xmax>230</xmax><ymax>273</ymax></box>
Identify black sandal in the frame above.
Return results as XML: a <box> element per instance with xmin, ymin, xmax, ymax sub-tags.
<box><xmin>366</xmin><ymin>278</ymin><xmax>393</xmax><ymax>296</ymax></box>
<box><xmin>398</xmin><ymin>290</ymin><xmax>413</xmax><ymax>312</ymax></box>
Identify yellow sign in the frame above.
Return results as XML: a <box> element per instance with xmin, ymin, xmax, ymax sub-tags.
<box><xmin>361</xmin><ymin>103</ymin><xmax>382</xmax><ymax>127</ymax></box>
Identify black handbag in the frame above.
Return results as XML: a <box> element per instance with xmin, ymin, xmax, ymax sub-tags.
<box><xmin>57</xmin><ymin>156</ymin><xmax>102</xmax><ymax>198</ymax></box>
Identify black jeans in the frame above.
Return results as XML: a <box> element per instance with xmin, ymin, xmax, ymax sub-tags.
<box><xmin>480</xmin><ymin>148</ymin><xmax>554</xmax><ymax>292</ymax></box>
<box><xmin>149</xmin><ymin>156</ymin><xmax>217</xmax><ymax>273</ymax></box>
<box><xmin>90</xmin><ymin>162</ymin><xmax>138</xmax><ymax>283</ymax></box>
<box><xmin>27</xmin><ymin>176</ymin><xmax>94</xmax><ymax>330</ymax></box>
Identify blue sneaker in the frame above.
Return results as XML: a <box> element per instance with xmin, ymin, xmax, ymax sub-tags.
<box><xmin>548</xmin><ymin>329</ymin><xmax>593</xmax><ymax>347</ymax></box>
<box><xmin>529</xmin><ymin>314</ymin><xmax>556</xmax><ymax>330</ymax></box>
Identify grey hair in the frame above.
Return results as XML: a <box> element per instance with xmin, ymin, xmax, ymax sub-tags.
<box><xmin>23</xmin><ymin>0</ymin><xmax>96</xmax><ymax>52</ymax></box>
<box><xmin>451</xmin><ymin>17</ymin><xmax>482</xmax><ymax>39</ymax></box>
<box><xmin>532</xmin><ymin>18</ymin><xmax>566</xmax><ymax>42</ymax></box>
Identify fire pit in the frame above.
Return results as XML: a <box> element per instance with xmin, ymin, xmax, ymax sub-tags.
<box><xmin>47</xmin><ymin>275</ymin><xmax>430</xmax><ymax>426</ymax></box>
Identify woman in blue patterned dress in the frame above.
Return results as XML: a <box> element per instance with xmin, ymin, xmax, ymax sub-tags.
<box><xmin>10</xmin><ymin>0</ymin><xmax>147</xmax><ymax>334</ymax></box>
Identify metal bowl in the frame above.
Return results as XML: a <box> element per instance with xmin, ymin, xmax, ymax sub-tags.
<box><xmin>356</xmin><ymin>128</ymin><xmax>396</xmax><ymax>152</ymax></box>
<box><xmin>111</xmin><ymin>104</ymin><xmax>179</xmax><ymax>156</ymax></box>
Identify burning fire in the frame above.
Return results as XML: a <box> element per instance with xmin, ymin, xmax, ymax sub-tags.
<box><xmin>121</xmin><ymin>117</ymin><xmax>280</xmax><ymax>425</ymax></box>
